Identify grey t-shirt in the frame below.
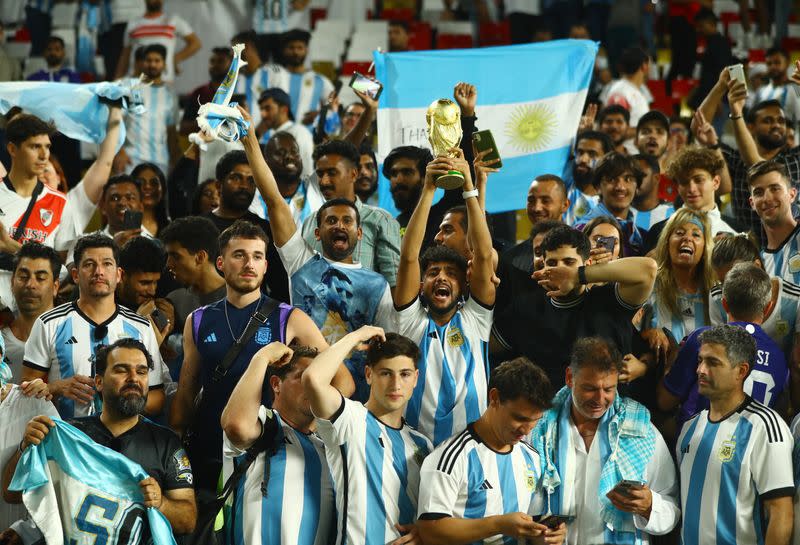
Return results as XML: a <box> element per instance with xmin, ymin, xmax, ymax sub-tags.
<box><xmin>167</xmin><ymin>285</ymin><xmax>227</xmax><ymax>329</ymax></box>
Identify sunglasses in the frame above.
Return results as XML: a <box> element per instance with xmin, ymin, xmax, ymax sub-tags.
<box><xmin>93</xmin><ymin>325</ymin><xmax>108</xmax><ymax>342</ymax></box>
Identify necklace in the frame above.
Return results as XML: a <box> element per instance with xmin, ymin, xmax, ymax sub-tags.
<box><xmin>224</xmin><ymin>296</ymin><xmax>261</xmax><ymax>343</ymax></box>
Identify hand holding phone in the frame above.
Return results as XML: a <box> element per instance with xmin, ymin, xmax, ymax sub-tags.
<box><xmin>532</xmin><ymin>514</ymin><xmax>574</xmax><ymax>529</ymax></box>
<box><xmin>121</xmin><ymin>209</ymin><xmax>143</xmax><ymax>231</ymax></box>
<box><xmin>727</xmin><ymin>64</ymin><xmax>747</xmax><ymax>91</ymax></box>
<box><xmin>472</xmin><ymin>130</ymin><xmax>503</xmax><ymax>169</ymax></box>
<box><xmin>595</xmin><ymin>235</ymin><xmax>616</xmax><ymax>253</ymax></box>
<box><xmin>613</xmin><ymin>479</ymin><xmax>646</xmax><ymax>497</ymax></box>
<box><xmin>349</xmin><ymin>72</ymin><xmax>383</xmax><ymax>100</ymax></box>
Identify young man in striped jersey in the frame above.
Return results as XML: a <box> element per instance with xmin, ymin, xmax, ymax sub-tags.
<box><xmin>416</xmin><ymin>357</ymin><xmax>562</xmax><ymax>545</ymax></box>
<box><xmin>749</xmin><ymin>160</ymin><xmax>800</xmax><ymax>285</ymax></box>
<box><xmin>677</xmin><ymin>324</ymin><xmax>794</xmax><ymax>545</ymax></box>
<box><xmin>394</xmin><ymin>149</ymin><xmax>495</xmax><ymax>446</ymax></box>
<box><xmin>530</xmin><ymin>337</ymin><xmax>678</xmax><ymax>545</ymax></box>
<box><xmin>303</xmin><ymin>325</ymin><xmax>432</xmax><ymax>545</ymax></box>
<box><xmin>221</xmin><ymin>342</ymin><xmax>334</xmax><ymax>545</ymax></box>
<box><xmin>21</xmin><ymin>234</ymin><xmax>165</xmax><ymax>418</ymax></box>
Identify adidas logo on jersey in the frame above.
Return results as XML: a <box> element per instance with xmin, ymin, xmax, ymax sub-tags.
<box><xmin>204</xmin><ymin>333</ymin><xmax>217</xmax><ymax>343</ymax></box>
<box><xmin>682</xmin><ymin>307</ymin><xmax>694</xmax><ymax>317</ymax></box>
<box><xmin>65</xmin><ymin>336</ymin><xmax>78</xmax><ymax>345</ymax></box>
<box><xmin>478</xmin><ymin>479</ymin><xmax>493</xmax><ymax>490</ymax></box>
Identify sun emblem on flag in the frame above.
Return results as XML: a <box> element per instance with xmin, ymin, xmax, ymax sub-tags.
<box><xmin>505</xmin><ymin>103</ymin><xmax>557</xmax><ymax>153</ymax></box>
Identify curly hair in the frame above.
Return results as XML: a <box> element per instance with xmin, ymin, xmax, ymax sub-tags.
<box><xmin>665</xmin><ymin>146</ymin><xmax>725</xmax><ymax>183</ymax></box>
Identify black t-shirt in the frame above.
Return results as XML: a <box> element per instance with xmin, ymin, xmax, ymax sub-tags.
<box><xmin>70</xmin><ymin>416</ymin><xmax>193</xmax><ymax>491</ymax></box>
<box><xmin>493</xmin><ymin>282</ymin><xmax>640</xmax><ymax>388</ymax></box>
<box><xmin>202</xmin><ymin>211</ymin><xmax>290</xmax><ymax>303</ymax></box>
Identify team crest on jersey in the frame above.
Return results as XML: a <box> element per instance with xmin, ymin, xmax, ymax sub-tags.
<box><xmin>776</xmin><ymin>319</ymin><xmax>790</xmax><ymax>338</ymax></box>
<box><xmin>39</xmin><ymin>208</ymin><xmax>53</xmax><ymax>227</ymax></box>
<box><xmin>718</xmin><ymin>439</ymin><xmax>736</xmax><ymax>462</ymax></box>
<box><xmin>525</xmin><ymin>468</ymin><xmax>536</xmax><ymax>492</ymax></box>
<box><xmin>789</xmin><ymin>253</ymin><xmax>800</xmax><ymax>274</ymax></box>
<box><xmin>255</xmin><ymin>326</ymin><xmax>272</xmax><ymax>345</ymax></box>
<box><xmin>173</xmin><ymin>449</ymin><xmax>193</xmax><ymax>483</ymax></box>
<box><xmin>413</xmin><ymin>446</ymin><xmax>426</xmax><ymax>467</ymax></box>
<box><xmin>447</xmin><ymin>327</ymin><xmax>464</xmax><ymax>348</ymax></box>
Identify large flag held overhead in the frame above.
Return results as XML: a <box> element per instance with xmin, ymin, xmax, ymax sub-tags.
<box><xmin>0</xmin><ymin>81</ymin><xmax>129</xmax><ymax>150</ymax></box>
<box><xmin>374</xmin><ymin>40</ymin><xmax>598</xmax><ymax>214</ymax></box>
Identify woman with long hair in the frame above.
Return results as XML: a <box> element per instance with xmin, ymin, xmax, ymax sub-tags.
<box><xmin>642</xmin><ymin>208</ymin><xmax>716</xmax><ymax>353</ymax></box>
<box><xmin>131</xmin><ymin>162</ymin><xmax>170</xmax><ymax>236</ymax></box>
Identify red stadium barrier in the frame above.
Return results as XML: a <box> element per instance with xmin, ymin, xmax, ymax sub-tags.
<box><xmin>478</xmin><ymin>21</ymin><xmax>511</xmax><ymax>46</ymax></box>
<box><xmin>437</xmin><ymin>33</ymin><xmax>473</xmax><ymax>49</ymax></box>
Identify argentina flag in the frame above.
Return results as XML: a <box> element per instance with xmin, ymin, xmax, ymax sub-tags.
<box><xmin>374</xmin><ymin>40</ymin><xmax>598</xmax><ymax>214</ymax></box>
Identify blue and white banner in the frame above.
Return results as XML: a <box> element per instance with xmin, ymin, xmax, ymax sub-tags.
<box><xmin>374</xmin><ymin>40</ymin><xmax>597</xmax><ymax>214</ymax></box>
<box><xmin>0</xmin><ymin>81</ymin><xmax>128</xmax><ymax>150</ymax></box>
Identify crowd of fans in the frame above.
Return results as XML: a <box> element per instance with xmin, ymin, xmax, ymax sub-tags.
<box><xmin>1</xmin><ymin>1</ymin><xmax>800</xmax><ymax>545</ymax></box>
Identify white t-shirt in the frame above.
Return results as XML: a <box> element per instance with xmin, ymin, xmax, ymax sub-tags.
<box><xmin>1</xmin><ymin>327</ymin><xmax>26</xmax><ymax>384</ymax></box>
<box><xmin>122</xmin><ymin>12</ymin><xmax>193</xmax><ymax>82</ymax></box>
<box><xmin>0</xmin><ymin>384</ymin><xmax>59</xmax><ymax>532</ymax></box>
<box><xmin>604</xmin><ymin>78</ymin><xmax>650</xmax><ymax>127</ymax></box>
<box><xmin>109</xmin><ymin>0</ymin><xmax>143</xmax><ymax>24</ymax></box>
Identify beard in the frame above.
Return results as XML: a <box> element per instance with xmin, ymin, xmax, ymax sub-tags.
<box><xmin>572</xmin><ymin>165</ymin><xmax>594</xmax><ymax>189</ymax></box>
<box><xmin>108</xmin><ymin>389</ymin><xmax>147</xmax><ymax>417</ymax></box>
<box><xmin>221</xmin><ymin>190</ymin><xmax>254</xmax><ymax>213</ymax></box>
<box><xmin>757</xmin><ymin>132</ymin><xmax>787</xmax><ymax>151</ymax></box>
<box><xmin>391</xmin><ymin>183</ymin><xmax>422</xmax><ymax>213</ymax></box>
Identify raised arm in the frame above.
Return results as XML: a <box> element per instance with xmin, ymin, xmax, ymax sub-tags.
<box><xmin>727</xmin><ymin>78</ymin><xmax>764</xmax><ymax>166</ymax></box>
<box><xmin>114</xmin><ymin>45</ymin><xmax>132</xmax><ymax>80</ymax></box>
<box><xmin>221</xmin><ymin>342</ymin><xmax>294</xmax><ymax>449</ymax></box>
<box><xmin>691</xmin><ymin>68</ymin><xmax>731</xmax><ymax>133</ymax></box>
<box><xmin>454</xmin><ymin>149</ymin><xmax>494</xmax><ymax>305</ymax></box>
<box><xmin>343</xmin><ymin>89</ymin><xmax>377</xmax><ymax>148</ymax></box>
<box><xmin>238</xmin><ymin>106</ymin><xmax>297</xmax><ymax>247</ymax></box>
<box><xmin>394</xmin><ymin>157</ymin><xmax>454</xmax><ymax>308</ymax></box>
<box><xmin>82</xmin><ymin>104</ymin><xmax>123</xmax><ymax>204</ymax></box>
<box><xmin>534</xmin><ymin>256</ymin><xmax>657</xmax><ymax>306</ymax></box>
<box><xmin>302</xmin><ymin>326</ymin><xmax>384</xmax><ymax>420</ymax></box>
<box><xmin>692</xmin><ymin>110</ymin><xmax>732</xmax><ymax>195</ymax></box>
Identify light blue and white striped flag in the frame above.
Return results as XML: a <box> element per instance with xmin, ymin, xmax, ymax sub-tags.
<box><xmin>374</xmin><ymin>40</ymin><xmax>598</xmax><ymax>214</ymax></box>
<box><xmin>0</xmin><ymin>81</ymin><xmax>128</xmax><ymax>150</ymax></box>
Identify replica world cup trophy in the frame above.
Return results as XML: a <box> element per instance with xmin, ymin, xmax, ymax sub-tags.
<box><xmin>426</xmin><ymin>98</ymin><xmax>465</xmax><ymax>189</ymax></box>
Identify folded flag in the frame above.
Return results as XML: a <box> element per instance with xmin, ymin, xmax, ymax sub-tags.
<box><xmin>374</xmin><ymin>40</ymin><xmax>598</xmax><ymax>214</ymax></box>
<box><xmin>0</xmin><ymin>81</ymin><xmax>130</xmax><ymax>150</ymax></box>
<box><xmin>190</xmin><ymin>43</ymin><xmax>250</xmax><ymax>149</ymax></box>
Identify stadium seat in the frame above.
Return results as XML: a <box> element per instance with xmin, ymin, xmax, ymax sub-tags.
<box><xmin>4</xmin><ymin>41</ymin><xmax>31</xmax><ymax>63</ymax></box>
<box><xmin>788</xmin><ymin>23</ymin><xmax>800</xmax><ymax>38</ymax></box>
<box><xmin>310</xmin><ymin>8</ymin><xmax>327</xmax><ymax>29</ymax></box>
<box><xmin>436</xmin><ymin>21</ymin><xmax>474</xmax><ymax>36</ymax></box>
<box><xmin>348</xmin><ymin>32</ymin><xmax>388</xmax><ymax>60</ymax></box>
<box><xmin>748</xmin><ymin>49</ymin><xmax>766</xmax><ymax>63</ymax></box>
<box><xmin>783</xmin><ymin>37</ymin><xmax>800</xmax><ymax>52</ymax></box>
<box><xmin>356</xmin><ymin>20</ymin><xmax>389</xmax><ymax>36</ymax></box>
<box><xmin>315</xmin><ymin>19</ymin><xmax>353</xmax><ymax>39</ymax></box>
<box><xmin>380</xmin><ymin>8</ymin><xmax>415</xmax><ymax>21</ymax></box>
<box><xmin>22</xmin><ymin>56</ymin><xmax>47</xmax><ymax>79</ymax></box>
<box><xmin>478</xmin><ymin>21</ymin><xmax>510</xmax><ymax>47</ymax></box>
<box><xmin>437</xmin><ymin>33</ymin><xmax>473</xmax><ymax>49</ymax></box>
<box><xmin>408</xmin><ymin>21</ymin><xmax>433</xmax><ymax>50</ymax></box>
<box><xmin>646</xmin><ymin>80</ymin><xmax>673</xmax><ymax>115</ymax></box>
<box><xmin>671</xmin><ymin>78</ymin><xmax>698</xmax><ymax>102</ymax></box>
<box><xmin>340</xmin><ymin>61</ymin><xmax>373</xmax><ymax>76</ymax></box>
<box><xmin>51</xmin><ymin>2</ymin><xmax>80</xmax><ymax>29</ymax></box>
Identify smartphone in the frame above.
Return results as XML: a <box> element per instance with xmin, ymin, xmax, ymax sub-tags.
<box><xmin>349</xmin><ymin>72</ymin><xmax>383</xmax><ymax>100</ymax></box>
<box><xmin>727</xmin><ymin>64</ymin><xmax>747</xmax><ymax>90</ymax></box>
<box><xmin>532</xmin><ymin>514</ymin><xmax>574</xmax><ymax>529</ymax></box>
<box><xmin>472</xmin><ymin>129</ymin><xmax>503</xmax><ymax>169</ymax></box>
<box><xmin>614</xmin><ymin>480</ymin><xmax>646</xmax><ymax>497</ymax></box>
<box><xmin>151</xmin><ymin>307</ymin><xmax>169</xmax><ymax>331</ymax></box>
<box><xmin>121</xmin><ymin>209</ymin><xmax>143</xmax><ymax>231</ymax></box>
<box><xmin>596</xmin><ymin>235</ymin><xmax>616</xmax><ymax>253</ymax></box>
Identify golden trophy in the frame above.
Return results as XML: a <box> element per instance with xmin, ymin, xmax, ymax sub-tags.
<box><xmin>426</xmin><ymin>98</ymin><xmax>465</xmax><ymax>189</ymax></box>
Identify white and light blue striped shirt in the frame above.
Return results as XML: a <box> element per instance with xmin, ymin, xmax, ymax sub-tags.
<box><xmin>22</xmin><ymin>302</ymin><xmax>164</xmax><ymax>418</ymax></box>
<box><xmin>762</xmin><ymin>224</ymin><xmax>800</xmax><ymax>286</ymax></box>
<box><xmin>223</xmin><ymin>407</ymin><xmax>334</xmax><ymax>545</ymax></box>
<box><xmin>251</xmin><ymin>0</ymin><xmax>311</xmax><ymax>34</ymax></box>
<box><xmin>563</xmin><ymin>187</ymin><xmax>599</xmax><ymax>227</ymax></box>
<box><xmin>316</xmin><ymin>397</ymin><xmax>432</xmax><ymax>545</ymax></box>
<box><xmin>234</xmin><ymin>64</ymin><xmax>290</xmax><ymax>126</ymax></box>
<box><xmin>645</xmin><ymin>291</ymin><xmax>708</xmax><ymax>343</ymax></box>
<box><xmin>634</xmin><ymin>203</ymin><xmax>674</xmax><ymax>233</ymax></box>
<box><xmin>710</xmin><ymin>278</ymin><xmax>800</xmax><ymax>356</ymax></box>
<box><xmin>417</xmin><ymin>425</ymin><xmax>543</xmax><ymax>545</ymax></box>
<box><xmin>395</xmin><ymin>297</ymin><xmax>493</xmax><ymax>446</ymax></box>
<box><xmin>123</xmin><ymin>83</ymin><xmax>177</xmax><ymax>174</ymax></box>
<box><xmin>677</xmin><ymin>397</ymin><xmax>794</xmax><ymax>545</ymax></box>
<box><xmin>286</xmin><ymin>70</ymin><xmax>334</xmax><ymax>125</ymax></box>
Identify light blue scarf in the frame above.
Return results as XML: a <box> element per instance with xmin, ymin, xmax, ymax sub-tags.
<box><xmin>530</xmin><ymin>386</ymin><xmax>656</xmax><ymax>544</ymax></box>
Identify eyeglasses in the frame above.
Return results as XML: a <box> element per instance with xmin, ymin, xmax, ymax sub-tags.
<box><xmin>93</xmin><ymin>325</ymin><xmax>108</xmax><ymax>342</ymax></box>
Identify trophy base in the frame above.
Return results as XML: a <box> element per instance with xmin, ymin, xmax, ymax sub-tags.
<box><xmin>435</xmin><ymin>170</ymin><xmax>466</xmax><ymax>190</ymax></box>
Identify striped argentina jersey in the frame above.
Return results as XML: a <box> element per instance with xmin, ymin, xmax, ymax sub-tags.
<box><xmin>287</xmin><ymin>70</ymin><xmax>334</xmax><ymax>124</ymax></box>
<box><xmin>563</xmin><ymin>187</ymin><xmax>599</xmax><ymax>226</ymax></box>
<box><xmin>123</xmin><ymin>83</ymin><xmax>177</xmax><ymax>174</ymax></box>
<box><xmin>395</xmin><ymin>297</ymin><xmax>493</xmax><ymax>446</ymax></box>
<box><xmin>645</xmin><ymin>291</ymin><xmax>707</xmax><ymax>343</ymax></box>
<box><xmin>23</xmin><ymin>302</ymin><xmax>163</xmax><ymax>418</ymax></box>
<box><xmin>762</xmin><ymin>224</ymin><xmax>800</xmax><ymax>285</ymax></box>
<box><xmin>234</xmin><ymin>64</ymin><xmax>290</xmax><ymax>126</ymax></box>
<box><xmin>634</xmin><ymin>203</ymin><xmax>674</xmax><ymax>232</ymax></box>
<box><xmin>710</xmin><ymin>278</ymin><xmax>800</xmax><ymax>355</ymax></box>
<box><xmin>223</xmin><ymin>407</ymin><xmax>333</xmax><ymax>545</ymax></box>
<box><xmin>316</xmin><ymin>397</ymin><xmax>432</xmax><ymax>545</ymax></box>
<box><xmin>676</xmin><ymin>397</ymin><xmax>794</xmax><ymax>545</ymax></box>
<box><xmin>417</xmin><ymin>425</ymin><xmax>543</xmax><ymax>545</ymax></box>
